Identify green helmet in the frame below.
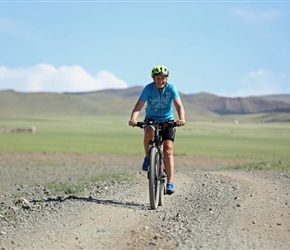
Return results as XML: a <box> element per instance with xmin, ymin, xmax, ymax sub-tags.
<box><xmin>151</xmin><ymin>65</ymin><xmax>169</xmax><ymax>77</ymax></box>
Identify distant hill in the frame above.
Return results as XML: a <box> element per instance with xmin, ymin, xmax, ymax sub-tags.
<box><xmin>1</xmin><ymin>87</ymin><xmax>290</xmax><ymax>122</ymax></box>
<box><xmin>181</xmin><ymin>94</ymin><xmax>290</xmax><ymax>114</ymax></box>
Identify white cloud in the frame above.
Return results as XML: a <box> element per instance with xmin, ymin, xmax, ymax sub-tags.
<box><xmin>232</xmin><ymin>69</ymin><xmax>288</xmax><ymax>97</ymax></box>
<box><xmin>231</xmin><ymin>9</ymin><xmax>282</xmax><ymax>22</ymax></box>
<box><xmin>0</xmin><ymin>64</ymin><xmax>128</xmax><ymax>93</ymax></box>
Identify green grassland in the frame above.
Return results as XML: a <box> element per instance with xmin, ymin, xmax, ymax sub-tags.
<box><xmin>1</xmin><ymin>116</ymin><xmax>289</xmax><ymax>163</ymax></box>
<box><xmin>1</xmin><ymin>89</ymin><xmax>289</xmax><ymax>190</ymax></box>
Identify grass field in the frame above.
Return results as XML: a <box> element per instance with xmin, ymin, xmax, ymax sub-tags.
<box><xmin>1</xmin><ymin>116</ymin><xmax>289</xmax><ymax>163</ymax></box>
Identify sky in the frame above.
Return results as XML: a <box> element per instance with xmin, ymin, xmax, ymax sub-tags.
<box><xmin>0</xmin><ymin>0</ymin><xmax>290</xmax><ymax>97</ymax></box>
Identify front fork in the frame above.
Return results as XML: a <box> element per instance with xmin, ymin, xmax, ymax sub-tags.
<box><xmin>159</xmin><ymin>143</ymin><xmax>166</xmax><ymax>182</ymax></box>
<box><xmin>148</xmin><ymin>142</ymin><xmax>165</xmax><ymax>182</ymax></box>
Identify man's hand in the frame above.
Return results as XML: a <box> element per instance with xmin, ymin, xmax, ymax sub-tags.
<box><xmin>176</xmin><ymin>119</ymin><xmax>185</xmax><ymax>127</ymax></box>
<box><xmin>128</xmin><ymin>120</ymin><xmax>137</xmax><ymax>127</ymax></box>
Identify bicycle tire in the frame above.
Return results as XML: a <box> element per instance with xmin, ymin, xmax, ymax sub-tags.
<box><xmin>158</xmin><ymin>179</ymin><xmax>165</xmax><ymax>206</ymax></box>
<box><xmin>148</xmin><ymin>146</ymin><xmax>160</xmax><ymax>210</ymax></box>
<box><xmin>158</xmin><ymin>148</ymin><xmax>165</xmax><ymax>206</ymax></box>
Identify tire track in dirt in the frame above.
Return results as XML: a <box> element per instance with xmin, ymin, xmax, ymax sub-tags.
<box><xmin>216</xmin><ymin>171</ymin><xmax>290</xmax><ymax>249</ymax></box>
<box><xmin>125</xmin><ymin>170</ymin><xmax>290</xmax><ymax>249</ymax></box>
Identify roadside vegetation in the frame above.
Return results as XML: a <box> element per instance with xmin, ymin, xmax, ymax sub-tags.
<box><xmin>225</xmin><ymin>160</ymin><xmax>290</xmax><ymax>171</ymax></box>
<box><xmin>44</xmin><ymin>173</ymin><xmax>133</xmax><ymax>197</ymax></box>
<box><xmin>0</xmin><ymin>116</ymin><xmax>289</xmax><ymax>173</ymax></box>
<box><xmin>45</xmin><ymin>182</ymin><xmax>87</xmax><ymax>196</ymax></box>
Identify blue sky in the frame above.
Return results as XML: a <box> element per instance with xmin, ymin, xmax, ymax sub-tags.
<box><xmin>0</xmin><ymin>0</ymin><xmax>289</xmax><ymax>97</ymax></box>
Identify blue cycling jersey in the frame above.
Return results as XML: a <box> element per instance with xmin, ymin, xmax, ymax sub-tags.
<box><xmin>139</xmin><ymin>82</ymin><xmax>179</xmax><ymax>121</ymax></box>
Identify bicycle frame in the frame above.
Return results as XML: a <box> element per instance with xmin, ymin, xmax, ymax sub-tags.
<box><xmin>147</xmin><ymin>121</ymin><xmax>164</xmax><ymax>172</ymax></box>
<box><xmin>136</xmin><ymin>120</ymin><xmax>176</xmax><ymax>209</ymax></box>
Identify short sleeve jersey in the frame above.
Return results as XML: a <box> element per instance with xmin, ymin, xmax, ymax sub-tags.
<box><xmin>139</xmin><ymin>82</ymin><xmax>180</xmax><ymax>121</ymax></box>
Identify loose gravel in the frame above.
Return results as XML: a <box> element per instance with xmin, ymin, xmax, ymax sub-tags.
<box><xmin>1</xmin><ymin>153</ymin><xmax>290</xmax><ymax>249</ymax></box>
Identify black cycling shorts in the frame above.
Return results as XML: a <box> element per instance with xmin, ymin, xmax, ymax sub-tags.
<box><xmin>161</xmin><ymin>124</ymin><xmax>176</xmax><ymax>142</ymax></box>
<box><xmin>145</xmin><ymin>119</ymin><xmax>176</xmax><ymax>142</ymax></box>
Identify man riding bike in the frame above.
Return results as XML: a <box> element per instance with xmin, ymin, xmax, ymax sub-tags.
<box><xmin>128</xmin><ymin>65</ymin><xmax>185</xmax><ymax>194</ymax></box>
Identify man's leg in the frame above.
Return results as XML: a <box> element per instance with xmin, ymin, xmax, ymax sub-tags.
<box><xmin>141</xmin><ymin>126</ymin><xmax>154</xmax><ymax>171</ymax></box>
<box><xmin>143</xmin><ymin>126</ymin><xmax>154</xmax><ymax>157</ymax></box>
<box><xmin>163</xmin><ymin>140</ymin><xmax>174</xmax><ymax>183</ymax></box>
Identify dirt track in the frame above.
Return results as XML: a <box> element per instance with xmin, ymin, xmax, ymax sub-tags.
<box><xmin>1</xmin><ymin>153</ymin><xmax>290</xmax><ymax>249</ymax></box>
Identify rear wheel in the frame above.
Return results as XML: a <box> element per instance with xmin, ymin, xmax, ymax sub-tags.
<box><xmin>148</xmin><ymin>147</ymin><xmax>160</xmax><ymax>210</ymax></box>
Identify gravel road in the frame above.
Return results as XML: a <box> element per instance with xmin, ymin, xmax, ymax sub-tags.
<box><xmin>1</xmin><ymin>153</ymin><xmax>290</xmax><ymax>249</ymax></box>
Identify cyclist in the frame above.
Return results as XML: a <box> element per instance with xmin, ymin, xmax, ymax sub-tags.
<box><xmin>128</xmin><ymin>65</ymin><xmax>185</xmax><ymax>195</ymax></box>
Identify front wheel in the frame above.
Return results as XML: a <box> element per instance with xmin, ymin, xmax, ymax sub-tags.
<box><xmin>148</xmin><ymin>147</ymin><xmax>160</xmax><ymax>210</ymax></box>
<box><xmin>158</xmin><ymin>178</ymin><xmax>165</xmax><ymax>206</ymax></box>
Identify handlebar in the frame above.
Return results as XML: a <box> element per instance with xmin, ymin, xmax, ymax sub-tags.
<box><xmin>136</xmin><ymin>120</ymin><xmax>177</xmax><ymax>129</ymax></box>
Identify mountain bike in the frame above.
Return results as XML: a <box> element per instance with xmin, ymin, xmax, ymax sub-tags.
<box><xmin>136</xmin><ymin>120</ymin><xmax>177</xmax><ymax>210</ymax></box>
